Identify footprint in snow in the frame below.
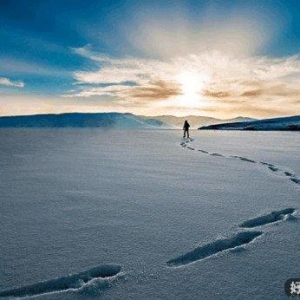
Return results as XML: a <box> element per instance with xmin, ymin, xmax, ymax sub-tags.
<box><xmin>0</xmin><ymin>265</ymin><xmax>123</xmax><ymax>298</ymax></box>
<box><xmin>210</xmin><ymin>153</ymin><xmax>224</xmax><ymax>157</ymax></box>
<box><xmin>167</xmin><ymin>231</ymin><xmax>262</xmax><ymax>267</ymax></box>
<box><xmin>230</xmin><ymin>156</ymin><xmax>256</xmax><ymax>163</ymax></box>
<box><xmin>239</xmin><ymin>208</ymin><xmax>296</xmax><ymax>228</ymax></box>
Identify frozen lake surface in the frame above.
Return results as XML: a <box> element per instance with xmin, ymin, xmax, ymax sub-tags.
<box><xmin>0</xmin><ymin>129</ymin><xmax>299</xmax><ymax>299</ymax></box>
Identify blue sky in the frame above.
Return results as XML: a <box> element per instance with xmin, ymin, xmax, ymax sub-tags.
<box><xmin>1</xmin><ymin>0</ymin><xmax>300</xmax><ymax>118</ymax></box>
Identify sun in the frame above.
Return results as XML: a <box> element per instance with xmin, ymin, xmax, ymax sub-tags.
<box><xmin>176</xmin><ymin>71</ymin><xmax>207</xmax><ymax>108</ymax></box>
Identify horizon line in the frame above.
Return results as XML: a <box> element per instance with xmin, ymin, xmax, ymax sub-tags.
<box><xmin>0</xmin><ymin>111</ymin><xmax>298</xmax><ymax>121</ymax></box>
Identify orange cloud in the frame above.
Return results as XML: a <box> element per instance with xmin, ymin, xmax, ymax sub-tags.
<box><xmin>127</xmin><ymin>80</ymin><xmax>181</xmax><ymax>101</ymax></box>
<box><xmin>203</xmin><ymin>89</ymin><xmax>232</xmax><ymax>98</ymax></box>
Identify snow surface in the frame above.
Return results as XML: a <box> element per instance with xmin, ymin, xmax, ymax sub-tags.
<box><xmin>0</xmin><ymin>129</ymin><xmax>299</xmax><ymax>299</ymax></box>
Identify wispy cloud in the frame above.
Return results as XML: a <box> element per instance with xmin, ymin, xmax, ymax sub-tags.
<box><xmin>65</xmin><ymin>79</ymin><xmax>181</xmax><ymax>102</ymax></box>
<box><xmin>67</xmin><ymin>46</ymin><xmax>300</xmax><ymax>118</ymax></box>
<box><xmin>128</xmin><ymin>80</ymin><xmax>181</xmax><ymax>101</ymax></box>
<box><xmin>0</xmin><ymin>77</ymin><xmax>24</xmax><ymax>88</ymax></box>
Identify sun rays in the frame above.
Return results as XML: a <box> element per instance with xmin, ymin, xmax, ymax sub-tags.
<box><xmin>176</xmin><ymin>71</ymin><xmax>209</xmax><ymax>108</ymax></box>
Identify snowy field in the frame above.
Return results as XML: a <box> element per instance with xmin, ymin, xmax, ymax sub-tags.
<box><xmin>0</xmin><ymin>129</ymin><xmax>299</xmax><ymax>299</ymax></box>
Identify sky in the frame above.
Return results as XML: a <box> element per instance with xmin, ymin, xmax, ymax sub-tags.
<box><xmin>1</xmin><ymin>0</ymin><xmax>300</xmax><ymax>118</ymax></box>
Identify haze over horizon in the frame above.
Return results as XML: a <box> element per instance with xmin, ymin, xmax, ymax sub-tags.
<box><xmin>1</xmin><ymin>0</ymin><xmax>300</xmax><ymax>118</ymax></box>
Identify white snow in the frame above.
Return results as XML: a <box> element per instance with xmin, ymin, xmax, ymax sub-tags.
<box><xmin>0</xmin><ymin>129</ymin><xmax>299</xmax><ymax>299</ymax></box>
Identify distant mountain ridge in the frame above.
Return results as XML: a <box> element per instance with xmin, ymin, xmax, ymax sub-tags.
<box><xmin>0</xmin><ymin>112</ymin><xmax>255</xmax><ymax>129</ymax></box>
<box><xmin>199</xmin><ymin>115</ymin><xmax>300</xmax><ymax>131</ymax></box>
<box><xmin>0</xmin><ymin>113</ymin><xmax>167</xmax><ymax>128</ymax></box>
<box><xmin>141</xmin><ymin>115</ymin><xmax>255</xmax><ymax>129</ymax></box>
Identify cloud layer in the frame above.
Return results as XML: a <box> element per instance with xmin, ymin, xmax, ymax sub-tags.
<box><xmin>0</xmin><ymin>77</ymin><xmax>24</xmax><ymax>88</ymax></box>
<box><xmin>66</xmin><ymin>46</ymin><xmax>300</xmax><ymax>118</ymax></box>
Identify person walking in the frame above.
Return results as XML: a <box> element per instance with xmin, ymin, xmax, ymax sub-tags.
<box><xmin>183</xmin><ymin>120</ymin><xmax>190</xmax><ymax>138</ymax></box>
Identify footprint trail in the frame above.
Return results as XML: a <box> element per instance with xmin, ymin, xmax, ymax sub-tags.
<box><xmin>180</xmin><ymin>138</ymin><xmax>300</xmax><ymax>187</ymax></box>
<box><xmin>172</xmin><ymin>138</ymin><xmax>299</xmax><ymax>268</ymax></box>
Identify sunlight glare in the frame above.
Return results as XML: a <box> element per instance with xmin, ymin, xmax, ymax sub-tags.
<box><xmin>176</xmin><ymin>71</ymin><xmax>208</xmax><ymax>108</ymax></box>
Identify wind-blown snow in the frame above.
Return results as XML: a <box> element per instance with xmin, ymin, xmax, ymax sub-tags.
<box><xmin>0</xmin><ymin>129</ymin><xmax>299</xmax><ymax>299</ymax></box>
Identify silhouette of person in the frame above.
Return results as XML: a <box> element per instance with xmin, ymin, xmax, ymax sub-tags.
<box><xmin>183</xmin><ymin>120</ymin><xmax>190</xmax><ymax>138</ymax></box>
